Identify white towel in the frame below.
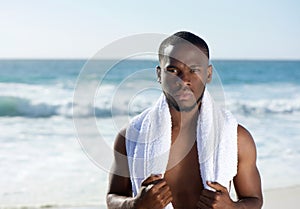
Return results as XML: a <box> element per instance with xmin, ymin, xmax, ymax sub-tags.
<box><xmin>125</xmin><ymin>89</ymin><xmax>238</xmax><ymax>208</ymax></box>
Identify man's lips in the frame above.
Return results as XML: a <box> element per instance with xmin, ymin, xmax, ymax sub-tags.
<box><xmin>174</xmin><ymin>91</ymin><xmax>194</xmax><ymax>100</ymax></box>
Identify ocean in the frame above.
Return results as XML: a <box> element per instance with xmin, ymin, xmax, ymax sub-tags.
<box><xmin>0</xmin><ymin>59</ymin><xmax>299</xmax><ymax>208</ymax></box>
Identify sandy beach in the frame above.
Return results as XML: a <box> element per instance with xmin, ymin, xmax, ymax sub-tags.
<box><xmin>263</xmin><ymin>186</ymin><xmax>300</xmax><ymax>209</ymax></box>
<box><xmin>47</xmin><ymin>186</ymin><xmax>300</xmax><ymax>209</ymax></box>
<box><xmin>1</xmin><ymin>186</ymin><xmax>299</xmax><ymax>209</ymax></box>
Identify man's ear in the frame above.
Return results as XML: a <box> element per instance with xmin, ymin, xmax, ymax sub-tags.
<box><xmin>156</xmin><ymin>66</ymin><xmax>161</xmax><ymax>83</ymax></box>
<box><xmin>206</xmin><ymin>64</ymin><xmax>213</xmax><ymax>83</ymax></box>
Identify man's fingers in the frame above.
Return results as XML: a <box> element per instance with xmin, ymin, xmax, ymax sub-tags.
<box><xmin>160</xmin><ymin>185</ymin><xmax>173</xmax><ymax>203</ymax></box>
<box><xmin>156</xmin><ymin>189</ymin><xmax>173</xmax><ymax>208</ymax></box>
<box><xmin>145</xmin><ymin>182</ymin><xmax>172</xmax><ymax>208</ymax></box>
<box><xmin>199</xmin><ymin>192</ymin><xmax>214</xmax><ymax>206</ymax></box>
<box><xmin>207</xmin><ymin>181</ymin><xmax>227</xmax><ymax>193</ymax></box>
<box><xmin>141</xmin><ymin>174</ymin><xmax>163</xmax><ymax>186</ymax></box>
<box><xmin>149</xmin><ymin>180</ymin><xmax>172</xmax><ymax>199</ymax></box>
<box><xmin>140</xmin><ymin>174</ymin><xmax>173</xmax><ymax>208</ymax></box>
<box><xmin>149</xmin><ymin>179</ymin><xmax>168</xmax><ymax>193</ymax></box>
<box><xmin>163</xmin><ymin>195</ymin><xmax>173</xmax><ymax>207</ymax></box>
<box><xmin>201</xmin><ymin>189</ymin><xmax>217</xmax><ymax>199</ymax></box>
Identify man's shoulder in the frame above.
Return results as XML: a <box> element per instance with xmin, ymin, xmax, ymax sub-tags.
<box><xmin>114</xmin><ymin>128</ymin><xmax>127</xmax><ymax>155</ymax></box>
<box><xmin>237</xmin><ymin>124</ymin><xmax>257</xmax><ymax>162</ymax></box>
<box><xmin>237</xmin><ymin>124</ymin><xmax>254</xmax><ymax>143</ymax></box>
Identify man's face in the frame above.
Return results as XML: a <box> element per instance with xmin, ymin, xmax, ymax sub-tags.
<box><xmin>157</xmin><ymin>43</ymin><xmax>212</xmax><ymax>112</ymax></box>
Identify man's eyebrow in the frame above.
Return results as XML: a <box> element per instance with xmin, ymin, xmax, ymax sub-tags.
<box><xmin>189</xmin><ymin>64</ymin><xmax>204</xmax><ymax>68</ymax></box>
<box><xmin>165</xmin><ymin>65</ymin><xmax>178</xmax><ymax>68</ymax></box>
<box><xmin>189</xmin><ymin>64</ymin><xmax>203</xmax><ymax>68</ymax></box>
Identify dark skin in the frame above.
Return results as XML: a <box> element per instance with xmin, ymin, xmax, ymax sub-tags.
<box><xmin>107</xmin><ymin>43</ymin><xmax>263</xmax><ymax>209</ymax></box>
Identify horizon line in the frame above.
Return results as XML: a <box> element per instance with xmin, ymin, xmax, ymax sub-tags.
<box><xmin>0</xmin><ymin>57</ymin><xmax>299</xmax><ymax>61</ymax></box>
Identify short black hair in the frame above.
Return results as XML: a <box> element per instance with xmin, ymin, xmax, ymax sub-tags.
<box><xmin>158</xmin><ymin>31</ymin><xmax>210</xmax><ymax>63</ymax></box>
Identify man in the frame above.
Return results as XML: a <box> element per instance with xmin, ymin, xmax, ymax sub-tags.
<box><xmin>107</xmin><ymin>31</ymin><xmax>263</xmax><ymax>209</ymax></box>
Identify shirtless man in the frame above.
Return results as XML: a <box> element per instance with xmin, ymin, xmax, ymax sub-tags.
<box><xmin>106</xmin><ymin>31</ymin><xmax>263</xmax><ymax>209</ymax></box>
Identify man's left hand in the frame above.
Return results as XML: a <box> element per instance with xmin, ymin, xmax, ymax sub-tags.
<box><xmin>197</xmin><ymin>181</ymin><xmax>236</xmax><ymax>209</ymax></box>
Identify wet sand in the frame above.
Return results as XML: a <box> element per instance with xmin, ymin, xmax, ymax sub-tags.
<box><xmin>263</xmin><ymin>186</ymin><xmax>300</xmax><ymax>209</ymax></box>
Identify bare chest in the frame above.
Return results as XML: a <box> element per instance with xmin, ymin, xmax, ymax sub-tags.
<box><xmin>164</xmin><ymin>133</ymin><xmax>204</xmax><ymax>209</ymax></box>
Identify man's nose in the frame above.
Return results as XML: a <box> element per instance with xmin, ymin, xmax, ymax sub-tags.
<box><xmin>178</xmin><ymin>71</ymin><xmax>191</xmax><ymax>86</ymax></box>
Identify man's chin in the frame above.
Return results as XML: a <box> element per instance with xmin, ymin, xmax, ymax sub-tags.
<box><xmin>178</xmin><ymin>104</ymin><xmax>198</xmax><ymax>112</ymax></box>
<box><xmin>165</xmin><ymin>93</ymin><xmax>200</xmax><ymax>112</ymax></box>
<box><xmin>171</xmin><ymin>101</ymin><xmax>198</xmax><ymax>112</ymax></box>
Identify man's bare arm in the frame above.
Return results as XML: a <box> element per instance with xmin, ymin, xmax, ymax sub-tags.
<box><xmin>106</xmin><ymin>129</ymin><xmax>136</xmax><ymax>209</ymax></box>
<box><xmin>233</xmin><ymin>124</ymin><xmax>263</xmax><ymax>209</ymax></box>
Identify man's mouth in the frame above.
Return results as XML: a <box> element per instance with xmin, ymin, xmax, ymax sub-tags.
<box><xmin>174</xmin><ymin>90</ymin><xmax>194</xmax><ymax>100</ymax></box>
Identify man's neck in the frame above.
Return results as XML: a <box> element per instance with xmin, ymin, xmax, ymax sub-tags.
<box><xmin>169</xmin><ymin>105</ymin><xmax>200</xmax><ymax>129</ymax></box>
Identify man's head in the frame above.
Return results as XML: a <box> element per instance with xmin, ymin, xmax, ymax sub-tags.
<box><xmin>156</xmin><ymin>31</ymin><xmax>212</xmax><ymax>112</ymax></box>
<box><xmin>158</xmin><ymin>31</ymin><xmax>210</xmax><ymax>64</ymax></box>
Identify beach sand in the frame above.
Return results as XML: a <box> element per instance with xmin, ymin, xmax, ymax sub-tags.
<box><xmin>12</xmin><ymin>186</ymin><xmax>299</xmax><ymax>209</ymax></box>
<box><xmin>103</xmin><ymin>186</ymin><xmax>300</xmax><ymax>209</ymax></box>
<box><xmin>263</xmin><ymin>186</ymin><xmax>300</xmax><ymax>209</ymax></box>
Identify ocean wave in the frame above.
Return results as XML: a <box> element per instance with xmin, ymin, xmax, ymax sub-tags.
<box><xmin>0</xmin><ymin>96</ymin><xmax>137</xmax><ymax>118</ymax></box>
<box><xmin>1</xmin><ymin>95</ymin><xmax>299</xmax><ymax>118</ymax></box>
<box><xmin>0</xmin><ymin>96</ymin><xmax>58</xmax><ymax>117</ymax></box>
<box><xmin>229</xmin><ymin>99</ymin><xmax>300</xmax><ymax>115</ymax></box>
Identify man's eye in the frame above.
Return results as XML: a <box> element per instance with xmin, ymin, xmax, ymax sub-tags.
<box><xmin>190</xmin><ymin>68</ymin><xmax>201</xmax><ymax>73</ymax></box>
<box><xmin>166</xmin><ymin>68</ymin><xmax>178</xmax><ymax>74</ymax></box>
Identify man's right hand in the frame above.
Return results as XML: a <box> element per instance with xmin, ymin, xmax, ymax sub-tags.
<box><xmin>134</xmin><ymin>174</ymin><xmax>173</xmax><ymax>209</ymax></box>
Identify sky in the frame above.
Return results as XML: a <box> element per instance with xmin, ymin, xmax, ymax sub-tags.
<box><xmin>0</xmin><ymin>0</ymin><xmax>299</xmax><ymax>59</ymax></box>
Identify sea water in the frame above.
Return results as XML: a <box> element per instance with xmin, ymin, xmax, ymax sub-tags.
<box><xmin>0</xmin><ymin>59</ymin><xmax>299</xmax><ymax>208</ymax></box>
